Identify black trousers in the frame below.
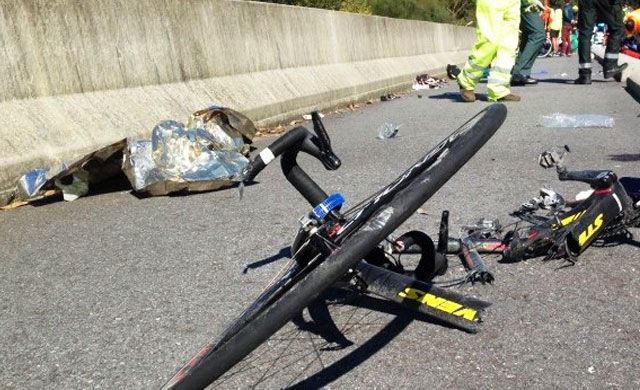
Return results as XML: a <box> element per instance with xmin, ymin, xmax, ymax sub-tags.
<box><xmin>577</xmin><ymin>0</ymin><xmax>624</xmax><ymax>72</ymax></box>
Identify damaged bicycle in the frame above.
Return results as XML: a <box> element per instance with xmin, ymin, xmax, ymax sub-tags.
<box><xmin>162</xmin><ymin>104</ymin><xmax>508</xmax><ymax>389</ymax></box>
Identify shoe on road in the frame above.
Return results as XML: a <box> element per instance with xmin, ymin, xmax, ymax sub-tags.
<box><xmin>603</xmin><ymin>63</ymin><xmax>628</xmax><ymax>80</ymax></box>
<box><xmin>459</xmin><ymin>89</ymin><xmax>476</xmax><ymax>103</ymax></box>
<box><xmin>497</xmin><ymin>93</ymin><xmax>521</xmax><ymax>102</ymax></box>
<box><xmin>511</xmin><ymin>77</ymin><xmax>538</xmax><ymax>86</ymax></box>
<box><xmin>573</xmin><ymin>73</ymin><xmax>592</xmax><ymax>85</ymax></box>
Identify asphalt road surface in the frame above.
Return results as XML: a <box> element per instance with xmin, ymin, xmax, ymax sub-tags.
<box><xmin>2</xmin><ymin>57</ymin><xmax>640</xmax><ymax>389</ymax></box>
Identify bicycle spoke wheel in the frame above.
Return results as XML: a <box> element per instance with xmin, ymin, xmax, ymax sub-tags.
<box><xmin>162</xmin><ymin>236</ymin><xmax>323</xmax><ymax>389</ymax></box>
<box><xmin>213</xmin><ymin>290</ymin><xmax>384</xmax><ymax>388</ymax></box>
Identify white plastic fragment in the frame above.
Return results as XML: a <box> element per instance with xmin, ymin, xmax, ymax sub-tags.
<box><xmin>377</xmin><ymin>123</ymin><xmax>401</xmax><ymax>139</ymax></box>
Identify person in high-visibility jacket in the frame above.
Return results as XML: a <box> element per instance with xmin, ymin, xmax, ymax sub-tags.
<box><xmin>458</xmin><ymin>0</ymin><xmax>522</xmax><ymax>102</ymax></box>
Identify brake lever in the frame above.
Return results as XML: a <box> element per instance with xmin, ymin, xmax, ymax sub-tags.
<box><xmin>311</xmin><ymin>111</ymin><xmax>341</xmax><ymax>170</ymax></box>
<box><xmin>311</xmin><ymin>112</ymin><xmax>331</xmax><ymax>149</ymax></box>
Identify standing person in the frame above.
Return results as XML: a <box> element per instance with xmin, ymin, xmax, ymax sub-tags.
<box><xmin>561</xmin><ymin>0</ymin><xmax>574</xmax><ymax>56</ymax></box>
<box><xmin>512</xmin><ymin>0</ymin><xmax>546</xmax><ymax>85</ymax></box>
<box><xmin>550</xmin><ymin>3</ymin><xmax>563</xmax><ymax>55</ymax></box>
<box><xmin>575</xmin><ymin>0</ymin><xmax>628</xmax><ymax>84</ymax></box>
<box><xmin>542</xmin><ymin>0</ymin><xmax>552</xmax><ymax>30</ymax></box>
<box><xmin>457</xmin><ymin>0</ymin><xmax>521</xmax><ymax>102</ymax></box>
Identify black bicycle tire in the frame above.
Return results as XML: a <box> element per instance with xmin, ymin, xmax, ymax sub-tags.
<box><xmin>163</xmin><ymin>104</ymin><xmax>507</xmax><ymax>389</ymax></box>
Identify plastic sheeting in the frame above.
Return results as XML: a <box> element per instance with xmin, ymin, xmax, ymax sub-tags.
<box><xmin>5</xmin><ymin>106</ymin><xmax>256</xmax><ymax>207</ymax></box>
<box><xmin>123</xmin><ymin>119</ymin><xmax>249</xmax><ymax>196</ymax></box>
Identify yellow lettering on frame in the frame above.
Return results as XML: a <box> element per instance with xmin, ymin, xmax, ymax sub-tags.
<box><xmin>420</xmin><ymin>293</ymin><xmax>447</xmax><ymax>308</ymax></box>
<box><xmin>578</xmin><ymin>213</ymin><xmax>605</xmax><ymax>246</ymax></box>
<box><xmin>398</xmin><ymin>287</ymin><xmax>478</xmax><ymax>322</ymax></box>
<box><xmin>398</xmin><ymin>287</ymin><xmax>422</xmax><ymax>301</ymax></box>
<box><xmin>437</xmin><ymin>300</ymin><xmax>463</xmax><ymax>314</ymax></box>
<box><xmin>453</xmin><ymin>308</ymin><xmax>478</xmax><ymax>321</ymax></box>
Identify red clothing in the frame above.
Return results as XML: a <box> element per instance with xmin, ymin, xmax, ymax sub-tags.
<box><xmin>542</xmin><ymin>7</ymin><xmax>552</xmax><ymax>29</ymax></box>
<box><xmin>561</xmin><ymin>23</ymin><xmax>572</xmax><ymax>55</ymax></box>
<box><xmin>622</xmin><ymin>47</ymin><xmax>640</xmax><ymax>59</ymax></box>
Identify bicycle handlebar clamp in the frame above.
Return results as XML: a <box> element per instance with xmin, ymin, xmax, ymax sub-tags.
<box><xmin>312</xmin><ymin>192</ymin><xmax>345</xmax><ymax>220</ymax></box>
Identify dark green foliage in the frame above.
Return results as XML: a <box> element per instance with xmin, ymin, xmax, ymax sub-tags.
<box><xmin>368</xmin><ymin>0</ymin><xmax>456</xmax><ymax>23</ymax></box>
<box><xmin>254</xmin><ymin>0</ymin><xmax>476</xmax><ymax>24</ymax></box>
<box><xmin>259</xmin><ymin>0</ymin><xmax>342</xmax><ymax>10</ymax></box>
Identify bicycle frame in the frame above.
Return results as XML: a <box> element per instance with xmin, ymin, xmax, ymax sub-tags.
<box><xmin>500</xmin><ymin>167</ymin><xmax>639</xmax><ymax>263</ymax></box>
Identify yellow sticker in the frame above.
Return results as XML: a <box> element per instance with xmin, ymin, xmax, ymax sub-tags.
<box><xmin>560</xmin><ymin>211</ymin><xmax>586</xmax><ymax>226</ymax></box>
<box><xmin>398</xmin><ymin>287</ymin><xmax>478</xmax><ymax>321</ymax></box>
<box><xmin>578</xmin><ymin>213</ymin><xmax>604</xmax><ymax>246</ymax></box>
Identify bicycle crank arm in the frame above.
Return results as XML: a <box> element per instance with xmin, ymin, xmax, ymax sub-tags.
<box><xmin>354</xmin><ymin>261</ymin><xmax>490</xmax><ymax>333</ymax></box>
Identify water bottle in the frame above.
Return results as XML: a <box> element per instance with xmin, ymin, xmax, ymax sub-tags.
<box><xmin>540</xmin><ymin>113</ymin><xmax>614</xmax><ymax>128</ymax></box>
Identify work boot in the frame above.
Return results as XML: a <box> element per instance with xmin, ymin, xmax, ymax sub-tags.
<box><xmin>603</xmin><ymin>62</ymin><xmax>628</xmax><ymax>80</ymax></box>
<box><xmin>573</xmin><ymin>72</ymin><xmax>591</xmax><ymax>85</ymax></box>
<box><xmin>459</xmin><ymin>89</ymin><xmax>476</xmax><ymax>103</ymax></box>
<box><xmin>497</xmin><ymin>93</ymin><xmax>521</xmax><ymax>102</ymax></box>
<box><xmin>511</xmin><ymin>76</ymin><xmax>538</xmax><ymax>86</ymax></box>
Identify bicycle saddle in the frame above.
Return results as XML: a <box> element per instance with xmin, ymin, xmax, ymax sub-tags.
<box><xmin>559</xmin><ymin>169</ymin><xmax>617</xmax><ymax>189</ymax></box>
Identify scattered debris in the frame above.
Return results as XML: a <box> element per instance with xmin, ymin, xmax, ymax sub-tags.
<box><xmin>257</xmin><ymin>125</ymin><xmax>287</xmax><ymax>136</ymax></box>
<box><xmin>380</xmin><ymin>93</ymin><xmax>400</xmax><ymax>101</ymax></box>
<box><xmin>0</xmin><ymin>190</ymin><xmax>58</xmax><ymax>210</ymax></box>
<box><xmin>3</xmin><ymin>106</ymin><xmax>256</xmax><ymax>208</ymax></box>
<box><xmin>540</xmin><ymin>113</ymin><xmax>614</xmax><ymax>128</ymax></box>
<box><xmin>413</xmin><ymin>74</ymin><xmax>448</xmax><ymax>90</ymax></box>
<box><xmin>55</xmin><ymin>170</ymin><xmax>90</xmax><ymax>201</ymax></box>
<box><xmin>377</xmin><ymin>123</ymin><xmax>401</xmax><ymax>139</ymax></box>
<box><xmin>16</xmin><ymin>139</ymin><xmax>128</xmax><ymax>204</ymax></box>
<box><xmin>18</xmin><ymin>168</ymin><xmax>49</xmax><ymax>198</ymax></box>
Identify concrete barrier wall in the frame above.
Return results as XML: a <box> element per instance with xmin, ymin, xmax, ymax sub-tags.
<box><xmin>0</xmin><ymin>0</ymin><xmax>474</xmax><ymax>201</ymax></box>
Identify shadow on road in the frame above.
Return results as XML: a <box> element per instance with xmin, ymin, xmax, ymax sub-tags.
<box><xmin>538</xmin><ymin>78</ymin><xmax>612</xmax><ymax>84</ymax></box>
<box><xmin>429</xmin><ymin>92</ymin><xmax>492</xmax><ymax>102</ymax></box>
<box><xmin>287</xmin><ymin>313</ymin><xmax>413</xmax><ymax>389</ymax></box>
<box><xmin>286</xmin><ymin>290</ymin><xmax>461</xmax><ymax>389</ymax></box>
<box><xmin>243</xmin><ymin>246</ymin><xmax>292</xmax><ymax>273</ymax></box>
<box><xmin>624</xmin><ymin>85</ymin><xmax>640</xmax><ymax>105</ymax></box>
<box><xmin>608</xmin><ymin>153</ymin><xmax>640</xmax><ymax>162</ymax></box>
<box><xmin>537</xmin><ymin>78</ymin><xmax>573</xmax><ymax>84</ymax></box>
